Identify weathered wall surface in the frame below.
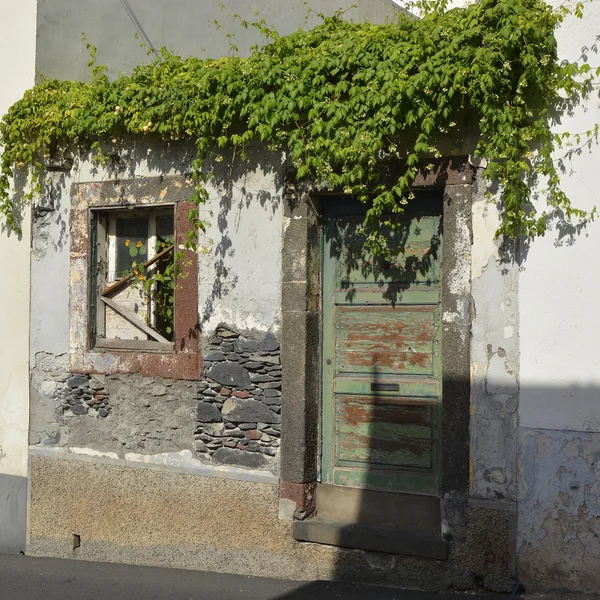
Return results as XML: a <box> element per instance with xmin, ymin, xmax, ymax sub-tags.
<box><xmin>0</xmin><ymin>0</ymin><xmax>36</xmax><ymax>553</ymax></box>
<box><xmin>470</xmin><ymin>172</ymin><xmax>519</xmax><ymax>504</ymax></box>
<box><xmin>518</xmin><ymin>5</ymin><xmax>600</xmax><ymax>593</ymax></box>
<box><xmin>27</xmin><ymin>151</ymin><xmax>522</xmax><ymax>590</ymax></box>
<box><xmin>29</xmin><ymin>144</ymin><xmax>284</xmax><ymax>477</ymax></box>
<box><xmin>518</xmin><ymin>429</ymin><xmax>600</xmax><ymax>592</ymax></box>
<box><xmin>516</xmin><ymin>3</ymin><xmax>600</xmax><ymax>593</ymax></box>
<box><xmin>30</xmin><ymin>353</ymin><xmax>197</xmax><ymax>455</ymax></box>
<box><xmin>437</xmin><ymin>167</ymin><xmax>519</xmax><ymax>584</ymax></box>
<box><xmin>35</xmin><ymin>0</ymin><xmax>401</xmax><ymax>81</ymax></box>
<box><xmin>196</xmin><ymin>149</ymin><xmax>284</xmax><ymax>339</ymax></box>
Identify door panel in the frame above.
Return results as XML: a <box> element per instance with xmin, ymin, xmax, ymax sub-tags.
<box><xmin>336</xmin><ymin>395</ymin><xmax>434</xmax><ymax>468</ymax></box>
<box><xmin>321</xmin><ymin>197</ymin><xmax>442</xmax><ymax>496</ymax></box>
<box><xmin>336</xmin><ymin>306</ymin><xmax>437</xmax><ymax>376</ymax></box>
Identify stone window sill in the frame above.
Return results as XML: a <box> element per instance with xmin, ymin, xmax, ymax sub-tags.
<box><xmin>93</xmin><ymin>338</ymin><xmax>175</xmax><ymax>353</ymax></box>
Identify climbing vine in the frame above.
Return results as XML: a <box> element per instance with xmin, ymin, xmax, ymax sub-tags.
<box><xmin>0</xmin><ymin>0</ymin><xmax>597</xmax><ymax>253</ymax></box>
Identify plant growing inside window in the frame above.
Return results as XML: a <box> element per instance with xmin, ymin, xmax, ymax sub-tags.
<box><xmin>91</xmin><ymin>206</ymin><xmax>176</xmax><ymax>349</ymax></box>
<box><xmin>126</xmin><ymin>233</ymin><xmax>175</xmax><ymax>339</ymax></box>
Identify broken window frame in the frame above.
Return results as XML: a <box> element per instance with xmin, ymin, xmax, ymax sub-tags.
<box><xmin>90</xmin><ymin>204</ymin><xmax>176</xmax><ymax>353</ymax></box>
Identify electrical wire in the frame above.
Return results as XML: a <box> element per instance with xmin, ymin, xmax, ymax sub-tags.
<box><xmin>119</xmin><ymin>0</ymin><xmax>159</xmax><ymax>57</ymax></box>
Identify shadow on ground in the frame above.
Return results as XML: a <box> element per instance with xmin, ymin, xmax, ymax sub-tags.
<box><xmin>0</xmin><ymin>554</ymin><xmax>501</xmax><ymax>600</ymax></box>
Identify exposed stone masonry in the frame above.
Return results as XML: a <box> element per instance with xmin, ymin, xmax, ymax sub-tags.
<box><xmin>31</xmin><ymin>352</ymin><xmax>196</xmax><ymax>453</ymax></box>
<box><xmin>54</xmin><ymin>373</ymin><xmax>111</xmax><ymax>418</ymax></box>
<box><xmin>195</xmin><ymin>326</ymin><xmax>281</xmax><ymax>470</ymax></box>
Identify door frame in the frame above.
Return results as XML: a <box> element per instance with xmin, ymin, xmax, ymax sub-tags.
<box><xmin>320</xmin><ymin>195</ymin><xmax>444</xmax><ymax>496</ymax></box>
<box><xmin>279</xmin><ymin>157</ymin><xmax>473</xmax><ymax>517</ymax></box>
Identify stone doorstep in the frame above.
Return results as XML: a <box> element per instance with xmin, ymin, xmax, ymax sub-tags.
<box><xmin>315</xmin><ymin>483</ymin><xmax>441</xmax><ymax>532</ymax></box>
<box><xmin>293</xmin><ymin>517</ymin><xmax>448</xmax><ymax>560</ymax></box>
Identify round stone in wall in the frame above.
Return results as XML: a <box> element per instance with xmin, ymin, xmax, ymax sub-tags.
<box><xmin>206</xmin><ymin>361</ymin><xmax>251</xmax><ymax>387</ymax></box>
<box><xmin>196</xmin><ymin>402</ymin><xmax>223</xmax><ymax>423</ymax></box>
<box><xmin>222</xmin><ymin>397</ymin><xmax>280</xmax><ymax>424</ymax></box>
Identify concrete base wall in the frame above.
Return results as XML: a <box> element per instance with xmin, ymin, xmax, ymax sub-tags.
<box><xmin>28</xmin><ymin>453</ymin><xmax>310</xmax><ymax>579</ymax></box>
<box><xmin>29</xmin><ymin>453</ymin><xmax>515</xmax><ymax>592</ymax></box>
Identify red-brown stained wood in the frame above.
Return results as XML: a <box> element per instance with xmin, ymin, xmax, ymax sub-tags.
<box><xmin>175</xmin><ymin>202</ymin><xmax>200</xmax><ymax>353</ymax></box>
<box><xmin>335</xmin><ymin>395</ymin><xmax>434</xmax><ymax>468</ymax></box>
<box><xmin>336</xmin><ymin>306</ymin><xmax>435</xmax><ymax>375</ymax></box>
<box><xmin>339</xmin><ymin>396</ymin><xmax>433</xmax><ymax>429</ymax></box>
<box><xmin>336</xmin><ymin>432</ymin><xmax>433</xmax><ymax>468</ymax></box>
<box><xmin>342</xmin><ymin>350</ymin><xmax>431</xmax><ymax>371</ymax></box>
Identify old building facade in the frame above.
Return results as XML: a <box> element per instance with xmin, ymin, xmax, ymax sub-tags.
<box><xmin>1</xmin><ymin>0</ymin><xmax>600</xmax><ymax>594</ymax></box>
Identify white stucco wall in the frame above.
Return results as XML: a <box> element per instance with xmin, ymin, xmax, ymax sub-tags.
<box><xmin>28</xmin><ymin>143</ymin><xmax>284</xmax><ymax>367</ymax></box>
<box><xmin>516</xmin><ymin>6</ymin><xmax>600</xmax><ymax>592</ymax></box>
<box><xmin>196</xmin><ymin>152</ymin><xmax>284</xmax><ymax>338</ymax></box>
<box><xmin>519</xmin><ymin>4</ymin><xmax>600</xmax><ymax>433</ymax></box>
<box><xmin>0</xmin><ymin>0</ymin><xmax>37</xmax><ymax>552</ymax></box>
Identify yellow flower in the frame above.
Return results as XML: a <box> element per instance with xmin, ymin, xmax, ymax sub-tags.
<box><xmin>136</xmin><ymin>240</ymin><xmax>142</xmax><ymax>248</ymax></box>
<box><xmin>161</xmin><ymin>242</ymin><xmax>166</xmax><ymax>247</ymax></box>
<box><xmin>125</xmin><ymin>239</ymin><xmax>130</xmax><ymax>247</ymax></box>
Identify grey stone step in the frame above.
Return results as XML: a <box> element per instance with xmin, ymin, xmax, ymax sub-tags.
<box><xmin>315</xmin><ymin>483</ymin><xmax>442</xmax><ymax>533</ymax></box>
<box><xmin>294</xmin><ymin>516</ymin><xmax>448</xmax><ymax>560</ymax></box>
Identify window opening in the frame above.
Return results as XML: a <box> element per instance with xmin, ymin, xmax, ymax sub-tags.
<box><xmin>115</xmin><ymin>216</ymin><xmax>148</xmax><ymax>280</ymax></box>
<box><xmin>92</xmin><ymin>206</ymin><xmax>175</xmax><ymax>349</ymax></box>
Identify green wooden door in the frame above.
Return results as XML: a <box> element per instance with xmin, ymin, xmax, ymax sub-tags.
<box><xmin>321</xmin><ymin>197</ymin><xmax>442</xmax><ymax>496</ymax></box>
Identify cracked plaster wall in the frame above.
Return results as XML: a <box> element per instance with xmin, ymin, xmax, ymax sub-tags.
<box><xmin>469</xmin><ymin>170</ymin><xmax>519</xmax><ymax>503</ymax></box>
<box><xmin>29</xmin><ymin>142</ymin><xmax>284</xmax><ymax>470</ymax></box>
<box><xmin>196</xmin><ymin>149</ymin><xmax>284</xmax><ymax>342</ymax></box>
<box><xmin>517</xmin><ymin>429</ymin><xmax>600</xmax><ymax>593</ymax></box>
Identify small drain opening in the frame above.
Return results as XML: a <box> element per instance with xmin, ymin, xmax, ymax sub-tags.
<box><xmin>72</xmin><ymin>534</ymin><xmax>81</xmax><ymax>550</ymax></box>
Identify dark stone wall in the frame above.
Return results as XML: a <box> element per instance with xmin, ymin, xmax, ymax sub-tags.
<box><xmin>54</xmin><ymin>374</ymin><xmax>111</xmax><ymax>418</ymax></box>
<box><xmin>195</xmin><ymin>326</ymin><xmax>281</xmax><ymax>472</ymax></box>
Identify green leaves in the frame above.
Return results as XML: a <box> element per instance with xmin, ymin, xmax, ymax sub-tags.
<box><xmin>0</xmin><ymin>0</ymin><xmax>595</xmax><ymax>245</ymax></box>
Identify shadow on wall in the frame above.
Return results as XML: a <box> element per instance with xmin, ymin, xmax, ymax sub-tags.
<box><xmin>302</xmin><ymin>198</ymin><xmax>477</xmax><ymax>592</ymax></box>
<box><xmin>0</xmin><ymin>167</ymin><xmax>32</xmax><ymax>241</ymax></box>
<box><xmin>283</xmin><ymin>194</ymin><xmax>600</xmax><ymax>595</ymax></box>
<box><xmin>198</xmin><ymin>143</ymin><xmax>284</xmax><ymax>330</ymax></box>
<box><xmin>25</xmin><ymin>138</ymin><xmax>284</xmax><ymax>333</ymax></box>
<box><xmin>278</xmin><ymin>385</ymin><xmax>600</xmax><ymax>594</ymax></box>
<box><xmin>325</xmin><ymin>379</ymin><xmax>600</xmax><ymax>593</ymax></box>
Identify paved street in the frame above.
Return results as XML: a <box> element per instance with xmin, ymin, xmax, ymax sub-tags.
<box><xmin>0</xmin><ymin>554</ymin><xmax>505</xmax><ymax>600</ymax></box>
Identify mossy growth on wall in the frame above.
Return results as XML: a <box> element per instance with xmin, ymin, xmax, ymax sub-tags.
<box><xmin>0</xmin><ymin>0</ymin><xmax>597</xmax><ymax>253</ymax></box>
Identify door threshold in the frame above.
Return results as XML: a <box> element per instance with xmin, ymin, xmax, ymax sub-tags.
<box><xmin>315</xmin><ymin>483</ymin><xmax>442</xmax><ymax>532</ymax></box>
<box><xmin>293</xmin><ymin>516</ymin><xmax>448</xmax><ymax>560</ymax></box>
